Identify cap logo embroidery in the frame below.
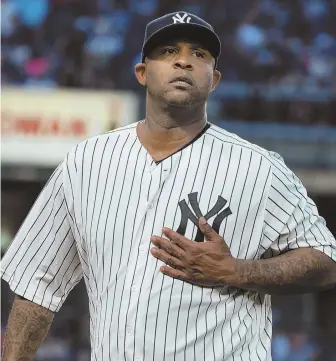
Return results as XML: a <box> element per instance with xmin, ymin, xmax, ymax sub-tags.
<box><xmin>172</xmin><ymin>13</ymin><xmax>191</xmax><ymax>24</ymax></box>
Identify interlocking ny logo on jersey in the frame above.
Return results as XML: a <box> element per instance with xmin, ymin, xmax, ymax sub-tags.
<box><xmin>172</xmin><ymin>13</ymin><xmax>191</xmax><ymax>24</ymax></box>
<box><xmin>176</xmin><ymin>192</ymin><xmax>232</xmax><ymax>242</ymax></box>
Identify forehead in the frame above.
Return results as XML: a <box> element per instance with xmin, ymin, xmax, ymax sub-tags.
<box><xmin>159</xmin><ymin>38</ymin><xmax>208</xmax><ymax>49</ymax></box>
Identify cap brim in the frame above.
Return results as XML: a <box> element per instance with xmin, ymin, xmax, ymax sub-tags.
<box><xmin>142</xmin><ymin>23</ymin><xmax>221</xmax><ymax>63</ymax></box>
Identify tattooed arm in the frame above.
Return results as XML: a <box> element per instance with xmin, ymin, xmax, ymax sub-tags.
<box><xmin>233</xmin><ymin>248</ymin><xmax>336</xmax><ymax>295</ymax></box>
<box><xmin>235</xmin><ymin>158</ymin><xmax>336</xmax><ymax>296</ymax></box>
<box><xmin>2</xmin><ymin>295</ymin><xmax>54</xmax><ymax>361</ymax></box>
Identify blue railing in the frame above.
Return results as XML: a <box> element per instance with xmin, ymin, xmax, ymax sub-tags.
<box><xmin>217</xmin><ymin>120</ymin><xmax>336</xmax><ymax>169</ymax></box>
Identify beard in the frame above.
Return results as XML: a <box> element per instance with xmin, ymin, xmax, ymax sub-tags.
<box><xmin>147</xmin><ymin>83</ymin><xmax>208</xmax><ymax>109</ymax></box>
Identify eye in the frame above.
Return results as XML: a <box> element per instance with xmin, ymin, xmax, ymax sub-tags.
<box><xmin>193</xmin><ymin>50</ymin><xmax>205</xmax><ymax>58</ymax></box>
<box><xmin>162</xmin><ymin>47</ymin><xmax>177</xmax><ymax>55</ymax></box>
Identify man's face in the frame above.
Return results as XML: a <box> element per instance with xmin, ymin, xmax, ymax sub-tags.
<box><xmin>136</xmin><ymin>39</ymin><xmax>221</xmax><ymax>108</ymax></box>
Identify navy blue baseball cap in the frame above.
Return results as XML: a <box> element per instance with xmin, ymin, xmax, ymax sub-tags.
<box><xmin>141</xmin><ymin>11</ymin><xmax>221</xmax><ymax>68</ymax></box>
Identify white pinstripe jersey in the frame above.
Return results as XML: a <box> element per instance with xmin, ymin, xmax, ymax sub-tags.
<box><xmin>1</xmin><ymin>122</ymin><xmax>336</xmax><ymax>361</ymax></box>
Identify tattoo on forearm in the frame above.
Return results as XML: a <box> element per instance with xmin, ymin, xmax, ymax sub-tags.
<box><xmin>2</xmin><ymin>296</ymin><xmax>54</xmax><ymax>361</ymax></box>
<box><xmin>239</xmin><ymin>248</ymin><xmax>336</xmax><ymax>295</ymax></box>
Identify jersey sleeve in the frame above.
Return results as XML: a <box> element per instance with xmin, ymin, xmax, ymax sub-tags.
<box><xmin>260</xmin><ymin>157</ymin><xmax>336</xmax><ymax>262</ymax></box>
<box><xmin>0</xmin><ymin>161</ymin><xmax>83</xmax><ymax>312</ymax></box>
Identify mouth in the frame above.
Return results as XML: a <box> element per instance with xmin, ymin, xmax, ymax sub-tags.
<box><xmin>170</xmin><ymin>76</ymin><xmax>193</xmax><ymax>86</ymax></box>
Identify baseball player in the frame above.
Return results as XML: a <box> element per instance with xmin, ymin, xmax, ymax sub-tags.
<box><xmin>2</xmin><ymin>12</ymin><xmax>336</xmax><ymax>361</ymax></box>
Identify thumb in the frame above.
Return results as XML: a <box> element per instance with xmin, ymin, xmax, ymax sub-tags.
<box><xmin>199</xmin><ymin>217</ymin><xmax>220</xmax><ymax>241</ymax></box>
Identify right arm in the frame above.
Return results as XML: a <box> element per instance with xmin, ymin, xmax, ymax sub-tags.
<box><xmin>2</xmin><ymin>296</ymin><xmax>54</xmax><ymax>361</ymax></box>
<box><xmin>1</xmin><ymin>159</ymin><xmax>83</xmax><ymax>360</ymax></box>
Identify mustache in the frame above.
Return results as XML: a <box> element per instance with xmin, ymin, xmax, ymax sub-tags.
<box><xmin>169</xmin><ymin>75</ymin><xmax>194</xmax><ymax>86</ymax></box>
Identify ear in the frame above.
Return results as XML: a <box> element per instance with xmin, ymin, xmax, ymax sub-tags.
<box><xmin>134</xmin><ymin>62</ymin><xmax>147</xmax><ymax>86</ymax></box>
<box><xmin>210</xmin><ymin>69</ymin><xmax>221</xmax><ymax>92</ymax></box>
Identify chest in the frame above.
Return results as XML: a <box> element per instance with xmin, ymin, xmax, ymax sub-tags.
<box><xmin>72</xmin><ymin>143</ymin><xmax>271</xmax><ymax>262</ymax></box>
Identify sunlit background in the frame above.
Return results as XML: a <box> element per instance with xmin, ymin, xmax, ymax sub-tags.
<box><xmin>1</xmin><ymin>0</ymin><xmax>336</xmax><ymax>360</ymax></box>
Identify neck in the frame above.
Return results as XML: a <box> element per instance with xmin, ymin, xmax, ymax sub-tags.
<box><xmin>137</xmin><ymin>96</ymin><xmax>208</xmax><ymax>160</ymax></box>
<box><xmin>146</xmin><ymin>93</ymin><xmax>207</xmax><ymax>130</ymax></box>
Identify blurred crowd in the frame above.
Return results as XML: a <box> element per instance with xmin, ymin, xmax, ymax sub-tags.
<box><xmin>272</xmin><ymin>328</ymin><xmax>335</xmax><ymax>361</ymax></box>
<box><xmin>2</xmin><ymin>0</ymin><xmax>336</xmax><ymax>88</ymax></box>
<box><xmin>1</xmin><ymin>0</ymin><xmax>336</xmax><ymax>126</ymax></box>
<box><xmin>217</xmin><ymin>90</ymin><xmax>336</xmax><ymax>126</ymax></box>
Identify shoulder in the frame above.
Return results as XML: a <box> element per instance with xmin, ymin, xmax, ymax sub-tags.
<box><xmin>64</xmin><ymin>122</ymin><xmax>139</xmax><ymax>170</ymax></box>
<box><xmin>59</xmin><ymin>122</ymin><xmax>139</xmax><ymax>183</ymax></box>
<box><xmin>78</xmin><ymin>121</ymin><xmax>138</xmax><ymax>151</ymax></box>
<box><xmin>207</xmin><ymin>123</ymin><xmax>286</xmax><ymax>167</ymax></box>
<box><xmin>207</xmin><ymin>123</ymin><xmax>307</xmax><ymax>195</ymax></box>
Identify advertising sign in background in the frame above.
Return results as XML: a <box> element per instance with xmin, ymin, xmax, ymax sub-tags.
<box><xmin>1</xmin><ymin>88</ymin><xmax>139</xmax><ymax>167</ymax></box>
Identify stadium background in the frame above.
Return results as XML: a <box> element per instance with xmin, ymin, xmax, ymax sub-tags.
<box><xmin>1</xmin><ymin>0</ymin><xmax>336</xmax><ymax>360</ymax></box>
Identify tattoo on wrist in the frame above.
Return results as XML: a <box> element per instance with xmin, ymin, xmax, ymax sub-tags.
<box><xmin>237</xmin><ymin>249</ymin><xmax>335</xmax><ymax>295</ymax></box>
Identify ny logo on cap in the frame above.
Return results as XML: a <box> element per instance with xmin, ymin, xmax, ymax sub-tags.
<box><xmin>172</xmin><ymin>12</ymin><xmax>191</xmax><ymax>24</ymax></box>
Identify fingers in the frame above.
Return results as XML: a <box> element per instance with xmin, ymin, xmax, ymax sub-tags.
<box><xmin>150</xmin><ymin>247</ymin><xmax>184</xmax><ymax>270</ymax></box>
<box><xmin>161</xmin><ymin>228</ymin><xmax>192</xmax><ymax>250</ymax></box>
<box><xmin>198</xmin><ymin>217</ymin><xmax>220</xmax><ymax>241</ymax></box>
<box><xmin>151</xmin><ymin>235</ymin><xmax>185</xmax><ymax>259</ymax></box>
<box><xmin>160</xmin><ymin>265</ymin><xmax>203</xmax><ymax>285</ymax></box>
<box><xmin>152</xmin><ymin>232</ymin><xmax>190</xmax><ymax>254</ymax></box>
<box><xmin>160</xmin><ymin>265</ymin><xmax>188</xmax><ymax>281</ymax></box>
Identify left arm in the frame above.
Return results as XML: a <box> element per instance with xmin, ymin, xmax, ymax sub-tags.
<box><xmin>233</xmin><ymin>248</ymin><xmax>336</xmax><ymax>295</ymax></box>
<box><xmin>150</xmin><ymin>162</ymin><xmax>336</xmax><ymax>294</ymax></box>
<box><xmin>150</xmin><ymin>222</ymin><xmax>336</xmax><ymax>295</ymax></box>
<box><xmin>233</xmin><ymin>161</ymin><xmax>336</xmax><ymax>295</ymax></box>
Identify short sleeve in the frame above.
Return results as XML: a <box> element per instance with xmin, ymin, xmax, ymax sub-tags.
<box><xmin>0</xmin><ymin>162</ymin><xmax>83</xmax><ymax>312</ymax></box>
<box><xmin>260</xmin><ymin>160</ymin><xmax>336</xmax><ymax>262</ymax></box>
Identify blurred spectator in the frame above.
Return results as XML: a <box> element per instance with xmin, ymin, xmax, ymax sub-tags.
<box><xmin>272</xmin><ymin>327</ymin><xmax>321</xmax><ymax>361</ymax></box>
<box><xmin>1</xmin><ymin>0</ymin><xmax>18</xmax><ymax>40</ymax></box>
<box><xmin>272</xmin><ymin>329</ymin><xmax>291</xmax><ymax>361</ymax></box>
<box><xmin>287</xmin><ymin>329</ymin><xmax>320</xmax><ymax>361</ymax></box>
<box><xmin>35</xmin><ymin>335</ymin><xmax>72</xmax><ymax>361</ymax></box>
<box><xmin>14</xmin><ymin>0</ymin><xmax>49</xmax><ymax>29</ymax></box>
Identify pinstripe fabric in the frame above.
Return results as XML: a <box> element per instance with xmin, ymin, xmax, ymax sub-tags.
<box><xmin>1</xmin><ymin>122</ymin><xmax>335</xmax><ymax>361</ymax></box>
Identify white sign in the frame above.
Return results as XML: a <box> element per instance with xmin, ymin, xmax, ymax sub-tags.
<box><xmin>1</xmin><ymin>88</ymin><xmax>139</xmax><ymax>167</ymax></box>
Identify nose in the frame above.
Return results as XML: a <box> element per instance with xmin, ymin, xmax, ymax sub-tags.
<box><xmin>173</xmin><ymin>57</ymin><xmax>193</xmax><ymax>71</ymax></box>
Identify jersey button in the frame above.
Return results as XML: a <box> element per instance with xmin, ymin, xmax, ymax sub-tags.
<box><xmin>148</xmin><ymin>203</ymin><xmax>154</xmax><ymax>209</ymax></box>
<box><xmin>131</xmin><ymin>286</ymin><xmax>137</xmax><ymax>292</ymax></box>
<box><xmin>139</xmin><ymin>245</ymin><xmax>145</xmax><ymax>251</ymax></box>
<box><xmin>126</xmin><ymin>326</ymin><xmax>133</xmax><ymax>334</ymax></box>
